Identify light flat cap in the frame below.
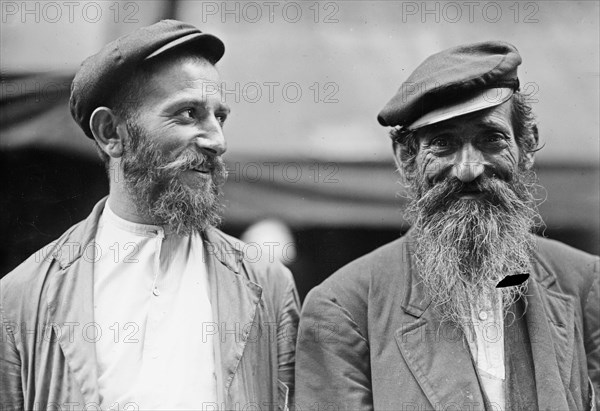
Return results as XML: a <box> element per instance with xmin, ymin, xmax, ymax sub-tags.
<box><xmin>377</xmin><ymin>41</ymin><xmax>522</xmax><ymax>130</ymax></box>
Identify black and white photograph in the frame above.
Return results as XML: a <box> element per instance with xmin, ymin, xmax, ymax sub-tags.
<box><xmin>1</xmin><ymin>1</ymin><xmax>599</xmax><ymax>410</ymax></box>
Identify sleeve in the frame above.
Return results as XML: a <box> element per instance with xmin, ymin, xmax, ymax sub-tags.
<box><xmin>295</xmin><ymin>287</ymin><xmax>373</xmax><ymax>411</ymax></box>
<box><xmin>276</xmin><ymin>267</ymin><xmax>300</xmax><ymax>411</ymax></box>
<box><xmin>0</xmin><ymin>303</ymin><xmax>25</xmax><ymax>409</ymax></box>
<box><xmin>583</xmin><ymin>258</ymin><xmax>600</xmax><ymax>410</ymax></box>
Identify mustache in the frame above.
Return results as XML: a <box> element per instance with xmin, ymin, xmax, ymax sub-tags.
<box><xmin>158</xmin><ymin>150</ymin><xmax>214</xmax><ymax>172</ymax></box>
<box><xmin>156</xmin><ymin>150</ymin><xmax>228</xmax><ymax>186</ymax></box>
<box><xmin>415</xmin><ymin>174</ymin><xmax>533</xmax><ymax>217</ymax></box>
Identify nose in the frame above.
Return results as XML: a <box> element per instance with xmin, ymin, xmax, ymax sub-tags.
<box><xmin>196</xmin><ymin>116</ymin><xmax>227</xmax><ymax>157</ymax></box>
<box><xmin>450</xmin><ymin>143</ymin><xmax>485</xmax><ymax>183</ymax></box>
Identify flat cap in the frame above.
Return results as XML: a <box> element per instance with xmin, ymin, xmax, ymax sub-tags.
<box><xmin>70</xmin><ymin>19</ymin><xmax>225</xmax><ymax>139</ymax></box>
<box><xmin>377</xmin><ymin>41</ymin><xmax>521</xmax><ymax>130</ymax></box>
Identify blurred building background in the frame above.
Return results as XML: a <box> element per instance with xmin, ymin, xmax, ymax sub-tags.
<box><xmin>1</xmin><ymin>1</ymin><xmax>599</xmax><ymax>300</ymax></box>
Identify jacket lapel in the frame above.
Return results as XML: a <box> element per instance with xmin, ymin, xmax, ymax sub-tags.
<box><xmin>395</xmin><ymin>234</ymin><xmax>487</xmax><ymax>411</ymax></box>
<box><xmin>526</xmin><ymin>259</ymin><xmax>574</xmax><ymax>410</ymax></box>
<box><xmin>46</xmin><ymin>198</ymin><xmax>107</xmax><ymax>404</ymax></box>
<box><xmin>204</xmin><ymin>229</ymin><xmax>263</xmax><ymax>403</ymax></box>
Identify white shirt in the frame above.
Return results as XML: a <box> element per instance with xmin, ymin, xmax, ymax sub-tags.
<box><xmin>93</xmin><ymin>203</ymin><xmax>217</xmax><ymax>410</ymax></box>
<box><xmin>465</xmin><ymin>291</ymin><xmax>506</xmax><ymax>411</ymax></box>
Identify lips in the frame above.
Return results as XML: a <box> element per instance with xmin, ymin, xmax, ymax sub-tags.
<box><xmin>454</xmin><ymin>183</ymin><xmax>486</xmax><ymax>200</ymax></box>
<box><xmin>192</xmin><ymin>166</ymin><xmax>210</xmax><ymax>174</ymax></box>
<box><xmin>190</xmin><ymin>157</ymin><xmax>210</xmax><ymax>174</ymax></box>
<box><xmin>458</xmin><ymin>182</ymin><xmax>484</xmax><ymax>194</ymax></box>
<box><xmin>460</xmin><ymin>188</ymin><xmax>482</xmax><ymax>195</ymax></box>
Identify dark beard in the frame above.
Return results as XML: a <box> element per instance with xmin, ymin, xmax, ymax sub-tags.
<box><xmin>404</xmin><ymin>168</ymin><xmax>542</xmax><ymax>327</ymax></box>
<box><xmin>120</xmin><ymin>122</ymin><xmax>228</xmax><ymax>235</ymax></box>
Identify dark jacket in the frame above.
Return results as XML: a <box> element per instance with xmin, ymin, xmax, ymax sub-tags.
<box><xmin>1</xmin><ymin>198</ymin><xmax>300</xmax><ymax>410</ymax></box>
<box><xmin>296</xmin><ymin>231</ymin><xmax>599</xmax><ymax>410</ymax></box>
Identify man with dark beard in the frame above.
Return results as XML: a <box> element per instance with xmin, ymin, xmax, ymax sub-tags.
<box><xmin>295</xmin><ymin>41</ymin><xmax>599</xmax><ymax>410</ymax></box>
<box><xmin>0</xmin><ymin>21</ymin><xmax>299</xmax><ymax>410</ymax></box>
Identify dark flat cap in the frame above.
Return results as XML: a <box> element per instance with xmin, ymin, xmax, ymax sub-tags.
<box><xmin>377</xmin><ymin>41</ymin><xmax>521</xmax><ymax>130</ymax></box>
<box><xmin>70</xmin><ymin>19</ymin><xmax>225</xmax><ymax>139</ymax></box>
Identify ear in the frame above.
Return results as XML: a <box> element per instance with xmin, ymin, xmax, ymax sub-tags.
<box><xmin>392</xmin><ymin>140</ymin><xmax>404</xmax><ymax>172</ymax></box>
<box><xmin>89</xmin><ymin>107</ymin><xmax>127</xmax><ymax>158</ymax></box>
<box><xmin>522</xmin><ymin>150</ymin><xmax>535</xmax><ymax>170</ymax></box>
<box><xmin>521</xmin><ymin>124</ymin><xmax>538</xmax><ymax>170</ymax></box>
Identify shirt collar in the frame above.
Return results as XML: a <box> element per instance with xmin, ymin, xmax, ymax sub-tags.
<box><xmin>101</xmin><ymin>202</ymin><xmax>166</xmax><ymax>237</ymax></box>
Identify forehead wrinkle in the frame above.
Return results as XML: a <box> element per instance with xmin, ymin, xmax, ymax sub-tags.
<box><xmin>420</xmin><ymin>121</ymin><xmax>459</xmax><ymax>136</ymax></box>
<box><xmin>187</xmin><ymin>76</ymin><xmax>220</xmax><ymax>85</ymax></box>
<box><xmin>144</xmin><ymin>57</ymin><xmax>220</xmax><ymax>89</ymax></box>
<box><xmin>189</xmin><ymin>79</ymin><xmax>224</xmax><ymax>101</ymax></box>
<box><xmin>162</xmin><ymin>93</ymin><xmax>230</xmax><ymax>117</ymax></box>
<box><xmin>477</xmin><ymin>117</ymin><xmax>512</xmax><ymax>131</ymax></box>
<box><xmin>152</xmin><ymin>71</ymin><xmax>224</xmax><ymax>102</ymax></box>
<box><xmin>160</xmin><ymin>94</ymin><xmax>223</xmax><ymax>112</ymax></box>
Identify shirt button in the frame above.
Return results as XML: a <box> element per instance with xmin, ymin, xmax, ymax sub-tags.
<box><xmin>478</xmin><ymin>311</ymin><xmax>488</xmax><ymax>321</ymax></box>
<box><xmin>153</xmin><ymin>287</ymin><xmax>160</xmax><ymax>296</ymax></box>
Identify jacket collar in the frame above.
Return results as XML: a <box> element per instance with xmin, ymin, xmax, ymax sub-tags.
<box><xmin>202</xmin><ymin>227</ymin><xmax>244</xmax><ymax>273</ymax></box>
<box><xmin>50</xmin><ymin>198</ymin><xmax>247</xmax><ymax>277</ymax></box>
<box><xmin>399</xmin><ymin>229</ymin><xmax>431</xmax><ymax>318</ymax></box>
<box><xmin>399</xmin><ymin>230</ymin><xmax>565</xmax><ymax>316</ymax></box>
<box><xmin>53</xmin><ymin>197</ymin><xmax>107</xmax><ymax>270</ymax></box>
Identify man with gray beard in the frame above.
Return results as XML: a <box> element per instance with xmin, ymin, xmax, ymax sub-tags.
<box><xmin>0</xmin><ymin>20</ymin><xmax>299</xmax><ymax>410</ymax></box>
<box><xmin>296</xmin><ymin>41</ymin><xmax>599</xmax><ymax>410</ymax></box>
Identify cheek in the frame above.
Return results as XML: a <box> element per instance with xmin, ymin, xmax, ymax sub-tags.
<box><xmin>487</xmin><ymin>147</ymin><xmax>520</xmax><ymax>177</ymax></box>
<box><xmin>148</xmin><ymin>126</ymin><xmax>190</xmax><ymax>158</ymax></box>
<box><xmin>417</xmin><ymin>151</ymin><xmax>451</xmax><ymax>182</ymax></box>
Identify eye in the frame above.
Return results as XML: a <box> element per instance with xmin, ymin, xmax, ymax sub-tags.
<box><xmin>216</xmin><ymin>113</ymin><xmax>227</xmax><ymax>126</ymax></box>
<box><xmin>178</xmin><ymin>108</ymin><xmax>195</xmax><ymax>119</ymax></box>
<box><xmin>430</xmin><ymin>136</ymin><xmax>450</xmax><ymax>147</ymax></box>
<box><xmin>483</xmin><ymin>133</ymin><xmax>508</xmax><ymax>144</ymax></box>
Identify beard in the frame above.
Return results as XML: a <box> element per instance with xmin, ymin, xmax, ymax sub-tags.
<box><xmin>120</xmin><ymin>121</ymin><xmax>228</xmax><ymax>235</ymax></box>
<box><xmin>404</xmin><ymin>166</ymin><xmax>542</xmax><ymax>327</ymax></box>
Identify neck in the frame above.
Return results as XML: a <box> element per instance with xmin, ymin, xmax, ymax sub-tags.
<box><xmin>107</xmin><ymin>174</ymin><xmax>152</xmax><ymax>225</ymax></box>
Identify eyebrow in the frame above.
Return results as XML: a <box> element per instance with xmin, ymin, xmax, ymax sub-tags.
<box><xmin>163</xmin><ymin>96</ymin><xmax>230</xmax><ymax>114</ymax></box>
<box><xmin>476</xmin><ymin>119</ymin><xmax>512</xmax><ymax>134</ymax></box>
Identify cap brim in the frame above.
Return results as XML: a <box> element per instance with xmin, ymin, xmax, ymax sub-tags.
<box><xmin>408</xmin><ymin>87</ymin><xmax>514</xmax><ymax>130</ymax></box>
<box><xmin>145</xmin><ymin>32</ymin><xmax>225</xmax><ymax>63</ymax></box>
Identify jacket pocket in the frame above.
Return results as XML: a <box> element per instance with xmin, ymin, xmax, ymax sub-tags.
<box><xmin>277</xmin><ymin>379</ymin><xmax>289</xmax><ymax>411</ymax></box>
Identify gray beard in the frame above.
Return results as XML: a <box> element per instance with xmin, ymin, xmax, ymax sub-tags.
<box><xmin>120</xmin><ymin>122</ymin><xmax>228</xmax><ymax>235</ymax></box>
<box><xmin>404</xmin><ymin>169</ymin><xmax>542</xmax><ymax>327</ymax></box>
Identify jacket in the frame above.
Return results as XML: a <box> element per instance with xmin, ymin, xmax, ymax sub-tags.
<box><xmin>1</xmin><ymin>198</ymin><xmax>300</xmax><ymax>410</ymax></box>
<box><xmin>295</xmin><ymin>231</ymin><xmax>600</xmax><ymax>410</ymax></box>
